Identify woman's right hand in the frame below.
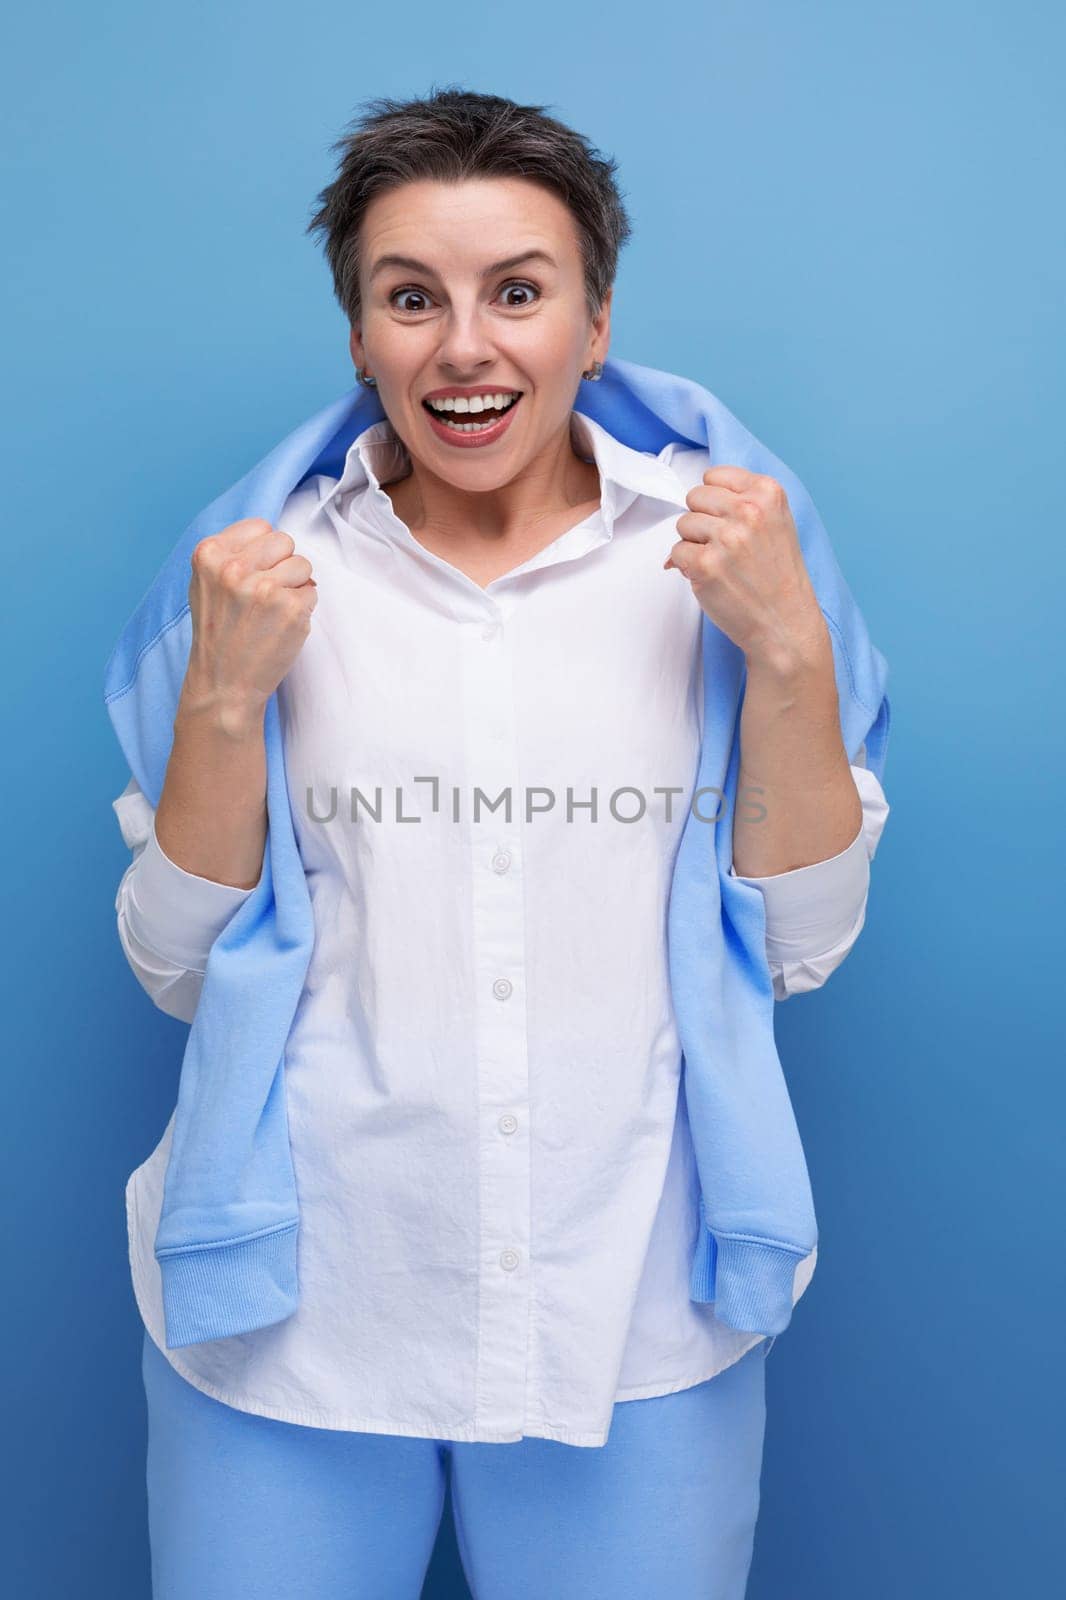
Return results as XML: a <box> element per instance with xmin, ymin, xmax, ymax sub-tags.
<box><xmin>182</xmin><ymin>518</ymin><xmax>319</xmax><ymax>726</ymax></box>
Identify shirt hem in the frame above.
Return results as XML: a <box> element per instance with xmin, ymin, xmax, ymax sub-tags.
<box><xmin>139</xmin><ymin>1314</ymin><xmax>766</xmax><ymax>1448</ymax></box>
<box><xmin>130</xmin><ymin>1169</ymin><xmax>767</xmax><ymax>1449</ymax></box>
<box><xmin>612</xmin><ymin>1339</ymin><xmax>767</xmax><ymax>1402</ymax></box>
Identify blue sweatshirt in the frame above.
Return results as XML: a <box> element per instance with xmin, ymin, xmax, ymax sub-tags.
<box><xmin>104</xmin><ymin>355</ymin><xmax>890</xmax><ymax>1351</ymax></box>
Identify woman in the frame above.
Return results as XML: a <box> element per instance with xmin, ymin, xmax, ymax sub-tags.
<box><xmin>108</xmin><ymin>87</ymin><xmax>890</xmax><ymax>1599</ymax></box>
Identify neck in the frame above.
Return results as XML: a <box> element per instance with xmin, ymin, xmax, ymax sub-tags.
<box><xmin>382</xmin><ymin>414</ymin><xmax>600</xmax><ymax>544</ymax></box>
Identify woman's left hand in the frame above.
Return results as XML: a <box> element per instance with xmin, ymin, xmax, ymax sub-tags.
<box><xmin>664</xmin><ymin>466</ymin><xmax>828</xmax><ymax>670</ymax></box>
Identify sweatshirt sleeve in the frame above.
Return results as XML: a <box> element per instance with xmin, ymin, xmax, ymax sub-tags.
<box><xmin>729</xmin><ymin>746</ymin><xmax>890</xmax><ymax>1001</ymax></box>
<box><xmin>111</xmin><ymin>775</ymin><xmax>259</xmax><ymax>1024</ymax></box>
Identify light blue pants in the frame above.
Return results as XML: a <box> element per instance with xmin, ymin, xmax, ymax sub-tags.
<box><xmin>141</xmin><ymin>1328</ymin><xmax>769</xmax><ymax>1599</ymax></box>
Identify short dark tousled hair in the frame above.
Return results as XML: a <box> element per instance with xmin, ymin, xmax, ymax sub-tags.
<box><xmin>305</xmin><ymin>84</ymin><xmax>632</xmax><ymax>328</ymax></box>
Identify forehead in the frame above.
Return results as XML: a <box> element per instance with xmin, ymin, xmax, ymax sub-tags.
<box><xmin>360</xmin><ymin>177</ymin><xmax>581</xmax><ymax>263</ymax></box>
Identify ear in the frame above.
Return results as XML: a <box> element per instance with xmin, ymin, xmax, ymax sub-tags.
<box><xmin>588</xmin><ymin>285</ymin><xmax>613</xmax><ymax>366</ymax></box>
<box><xmin>349</xmin><ymin>325</ymin><xmax>365</xmax><ymax>370</ymax></box>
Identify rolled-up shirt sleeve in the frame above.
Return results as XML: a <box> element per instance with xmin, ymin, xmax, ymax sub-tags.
<box><xmin>729</xmin><ymin>746</ymin><xmax>890</xmax><ymax>1001</ymax></box>
<box><xmin>112</xmin><ymin>775</ymin><xmax>259</xmax><ymax>1023</ymax></box>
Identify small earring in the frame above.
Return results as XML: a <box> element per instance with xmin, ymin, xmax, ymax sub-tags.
<box><xmin>356</xmin><ymin>367</ymin><xmax>378</xmax><ymax>388</ymax></box>
<box><xmin>581</xmin><ymin>359</ymin><xmax>604</xmax><ymax>382</ymax></box>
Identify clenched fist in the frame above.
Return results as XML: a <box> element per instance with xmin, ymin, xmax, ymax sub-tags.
<box><xmin>663</xmin><ymin>467</ymin><xmax>826</xmax><ymax>670</ymax></box>
<box><xmin>184</xmin><ymin>518</ymin><xmax>319</xmax><ymax>723</ymax></box>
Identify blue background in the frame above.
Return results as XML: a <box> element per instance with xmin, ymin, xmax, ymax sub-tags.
<box><xmin>5</xmin><ymin>1</ymin><xmax>1062</xmax><ymax>1594</ymax></box>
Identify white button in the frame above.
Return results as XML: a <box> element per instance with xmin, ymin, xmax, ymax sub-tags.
<box><xmin>492</xmin><ymin>977</ymin><xmax>513</xmax><ymax>1001</ymax></box>
<box><xmin>499</xmin><ymin>1248</ymin><xmax>520</xmax><ymax>1271</ymax></box>
<box><xmin>481</xmin><ymin>624</ymin><xmax>500</xmax><ymax>642</ymax></box>
<box><xmin>498</xmin><ymin>1113</ymin><xmax>518</xmax><ymax>1135</ymax></box>
<box><xmin>491</xmin><ymin>849</ymin><xmax>511</xmax><ymax>874</ymax></box>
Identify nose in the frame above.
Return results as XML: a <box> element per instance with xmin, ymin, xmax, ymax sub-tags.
<box><xmin>434</xmin><ymin>300</ymin><xmax>499</xmax><ymax>377</ymax></box>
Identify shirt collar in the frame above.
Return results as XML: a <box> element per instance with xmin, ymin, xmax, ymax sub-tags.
<box><xmin>317</xmin><ymin>407</ymin><xmax>687</xmax><ymax>539</ymax></box>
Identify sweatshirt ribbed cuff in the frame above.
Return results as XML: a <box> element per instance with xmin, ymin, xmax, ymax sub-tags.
<box><xmin>689</xmin><ymin>1225</ymin><xmax>808</xmax><ymax>1336</ymax></box>
<box><xmin>156</xmin><ymin>1222</ymin><xmax>299</xmax><ymax>1349</ymax></box>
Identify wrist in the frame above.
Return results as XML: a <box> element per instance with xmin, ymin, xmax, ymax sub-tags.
<box><xmin>176</xmin><ymin>672</ymin><xmax>268</xmax><ymax>742</ymax></box>
<box><xmin>745</xmin><ymin>610</ymin><xmax>833</xmax><ymax>683</ymax></box>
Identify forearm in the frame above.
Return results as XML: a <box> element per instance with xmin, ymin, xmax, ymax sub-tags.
<box><xmin>732</xmin><ymin>624</ymin><xmax>862</xmax><ymax>879</ymax></box>
<box><xmin>154</xmin><ymin>670</ymin><xmax>269</xmax><ymax>889</ymax></box>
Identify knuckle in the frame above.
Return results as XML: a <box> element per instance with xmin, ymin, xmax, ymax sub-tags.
<box><xmin>192</xmin><ymin>535</ymin><xmax>219</xmax><ymax>570</ymax></box>
<box><xmin>219</xmin><ymin>555</ymin><xmax>247</xmax><ymax>588</ymax></box>
<box><xmin>250</xmin><ymin>574</ymin><xmax>276</xmax><ymax>606</ymax></box>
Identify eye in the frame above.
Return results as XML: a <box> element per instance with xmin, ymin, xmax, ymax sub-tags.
<box><xmin>387</xmin><ymin>280</ymin><xmax>541</xmax><ymax>314</ymax></box>
<box><xmin>498</xmin><ymin>280</ymin><xmax>540</xmax><ymax>307</ymax></box>
<box><xmin>390</xmin><ymin>288</ymin><xmax>432</xmax><ymax>314</ymax></box>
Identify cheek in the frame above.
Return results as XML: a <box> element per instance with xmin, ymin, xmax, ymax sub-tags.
<box><xmin>508</xmin><ymin>315</ymin><xmax>585</xmax><ymax>374</ymax></box>
<box><xmin>366</xmin><ymin>324</ymin><xmax>428</xmax><ymax>382</ymax></box>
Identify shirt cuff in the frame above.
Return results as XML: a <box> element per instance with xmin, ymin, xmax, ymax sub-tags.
<box><xmin>124</xmin><ymin>820</ymin><xmax>259</xmax><ymax>973</ymax></box>
<box><xmin>730</xmin><ymin>818</ymin><xmax>870</xmax><ymax>965</ymax></box>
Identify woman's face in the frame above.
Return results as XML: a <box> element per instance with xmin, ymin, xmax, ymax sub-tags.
<box><xmin>350</xmin><ymin>177</ymin><xmax>611</xmax><ymax>491</ymax></box>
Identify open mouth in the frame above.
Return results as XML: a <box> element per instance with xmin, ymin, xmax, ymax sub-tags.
<box><xmin>421</xmin><ymin>393</ymin><xmax>523</xmax><ymax>434</ymax></box>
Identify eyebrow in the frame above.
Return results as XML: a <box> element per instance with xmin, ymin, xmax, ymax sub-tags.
<box><xmin>368</xmin><ymin>248</ymin><xmax>559</xmax><ymax>284</ymax></box>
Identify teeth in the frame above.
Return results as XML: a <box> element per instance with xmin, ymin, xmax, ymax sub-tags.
<box><xmin>426</xmin><ymin>391</ymin><xmax>519</xmax><ymax>414</ymax></box>
<box><xmin>438</xmin><ymin>415</ymin><xmax>508</xmax><ymax>432</ymax></box>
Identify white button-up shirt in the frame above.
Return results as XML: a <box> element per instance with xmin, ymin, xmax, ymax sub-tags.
<box><xmin>113</xmin><ymin>410</ymin><xmax>889</xmax><ymax>1447</ymax></box>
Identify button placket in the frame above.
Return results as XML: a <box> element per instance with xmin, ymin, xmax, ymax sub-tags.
<box><xmin>460</xmin><ymin>611</ymin><xmax>531</xmax><ymax>1436</ymax></box>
